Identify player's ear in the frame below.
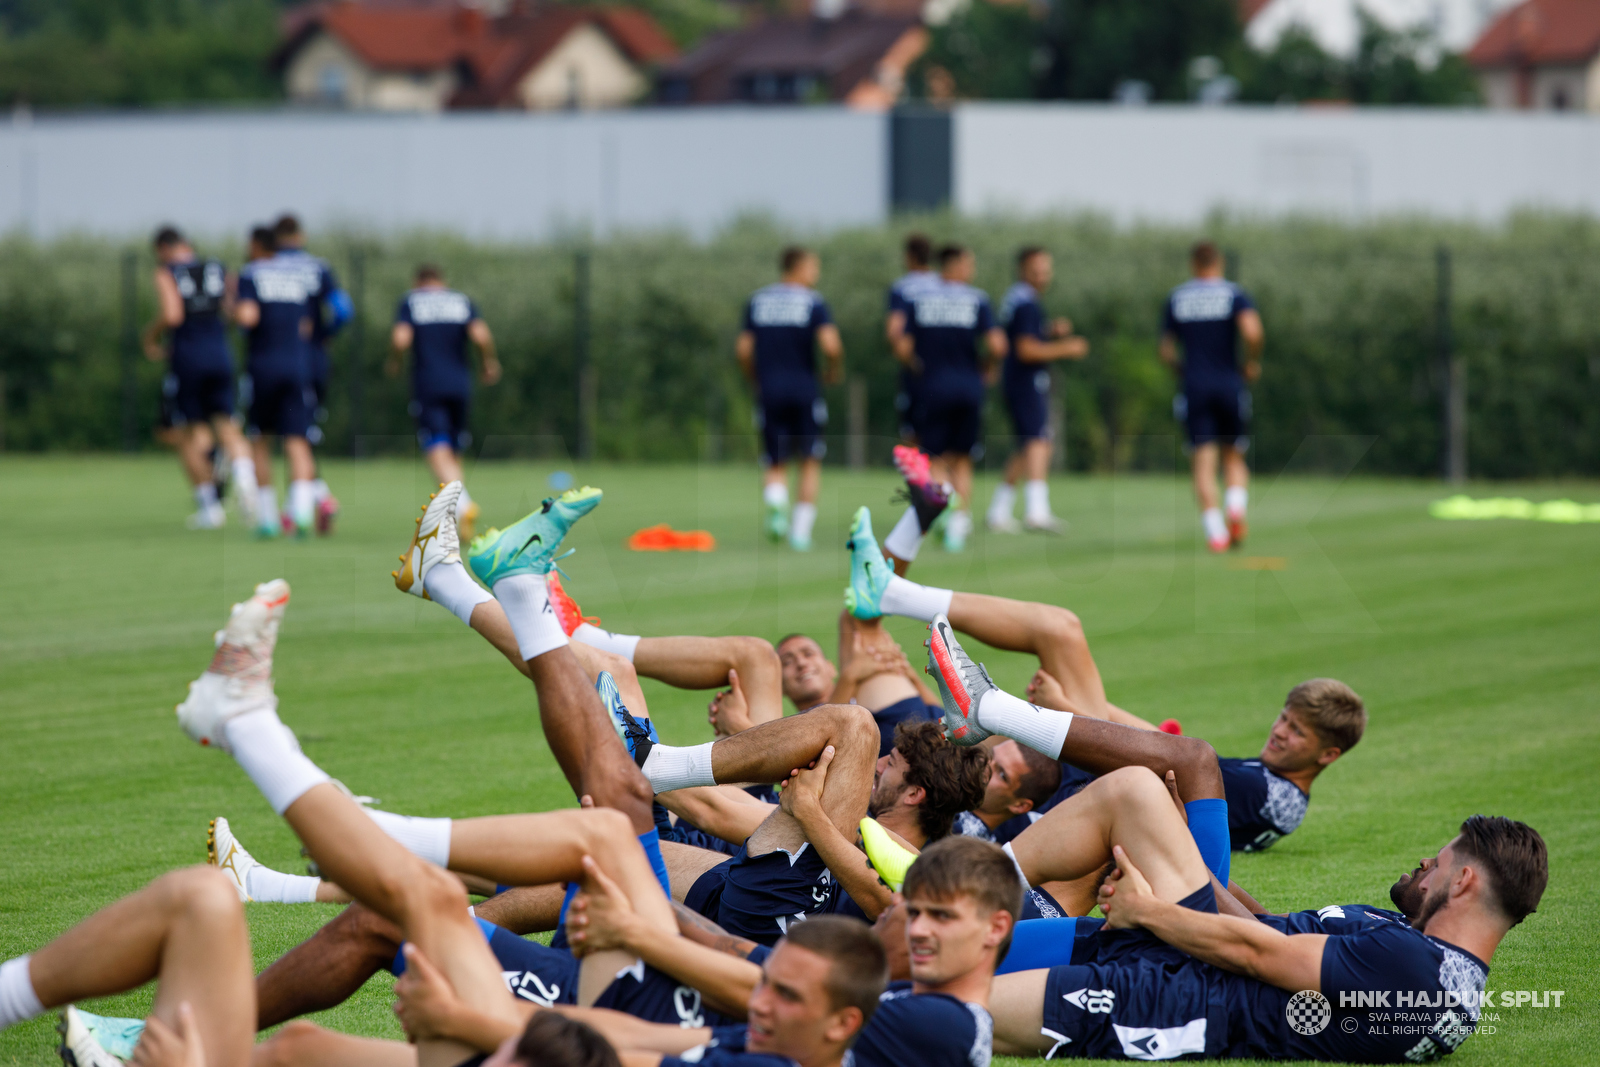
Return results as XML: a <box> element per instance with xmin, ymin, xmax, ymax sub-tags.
<box><xmin>1317</xmin><ymin>746</ymin><xmax>1343</xmax><ymax>768</ymax></box>
<box><xmin>902</xmin><ymin>785</ymin><xmax>926</xmax><ymax>808</ymax></box>
<box><xmin>825</xmin><ymin>1006</ymin><xmax>865</xmax><ymax>1045</ymax></box>
<box><xmin>1008</xmin><ymin>797</ymin><xmax>1034</xmax><ymax>816</ymax></box>
<box><xmin>987</xmin><ymin>907</ymin><xmax>1013</xmax><ymax>949</ymax></box>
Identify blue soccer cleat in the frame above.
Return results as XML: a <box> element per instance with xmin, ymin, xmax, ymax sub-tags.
<box><xmin>466</xmin><ymin>486</ymin><xmax>602</xmax><ymax>588</ymax></box>
<box><xmin>843</xmin><ymin>506</ymin><xmax>892</xmax><ymax>620</ymax></box>
<box><xmin>596</xmin><ymin>670</ymin><xmax>658</xmax><ymax>768</ymax></box>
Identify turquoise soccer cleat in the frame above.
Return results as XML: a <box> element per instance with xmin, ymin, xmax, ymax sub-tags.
<box><xmin>596</xmin><ymin>670</ymin><xmax>658</xmax><ymax>768</ymax></box>
<box><xmin>466</xmin><ymin>486</ymin><xmax>602</xmax><ymax>587</ymax></box>
<box><xmin>843</xmin><ymin>506</ymin><xmax>891</xmax><ymax>620</ymax></box>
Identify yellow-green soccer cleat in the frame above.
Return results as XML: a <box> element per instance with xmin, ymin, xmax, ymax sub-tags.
<box><xmin>467</xmin><ymin>486</ymin><xmax>602</xmax><ymax>587</ymax></box>
<box><xmin>860</xmin><ymin>816</ymin><xmax>918</xmax><ymax>893</ymax></box>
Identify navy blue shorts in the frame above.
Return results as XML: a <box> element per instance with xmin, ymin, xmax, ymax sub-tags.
<box><xmin>919</xmin><ymin>397</ymin><xmax>982</xmax><ymax>458</ymax></box>
<box><xmin>172</xmin><ymin>368</ymin><xmax>235</xmax><ymax>424</ymax></box>
<box><xmin>871</xmin><ymin>697</ymin><xmax>941</xmax><ymax>759</ymax></box>
<box><xmin>1006</xmin><ymin>370</ymin><xmax>1051</xmax><ymax>442</ymax></box>
<box><xmin>1039</xmin><ymin>953</ymin><xmax>1225</xmax><ymax>1059</ymax></box>
<box><xmin>1177</xmin><ymin>385</ymin><xmax>1250</xmax><ymax>450</ymax></box>
<box><xmin>757</xmin><ymin>397</ymin><xmax>826</xmax><ymax>466</ymax></box>
<box><xmin>655</xmin><ymin>802</ymin><xmax>741</xmax><ymax>857</ymax></box>
<box><xmin>412</xmin><ymin>394</ymin><xmax>470</xmax><ymax>452</ymax></box>
<box><xmin>685</xmin><ymin>856</ymin><xmax>735</xmax><ymax>921</ymax></box>
<box><xmin>246</xmin><ymin>373</ymin><xmax>312</xmax><ymax>438</ymax></box>
<box><xmin>596</xmin><ymin>959</ymin><xmax>736</xmax><ymax>1028</ymax></box>
<box><xmin>159</xmin><ymin>374</ymin><xmax>179</xmax><ymax>430</ymax></box>
<box><xmin>714</xmin><ymin>844</ymin><xmax>837</xmax><ymax>946</ymax></box>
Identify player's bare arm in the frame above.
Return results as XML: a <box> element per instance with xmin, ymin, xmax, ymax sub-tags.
<box><xmin>468</xmin><ymin>318</ymin><xmax>500</xmax><ymax>384</ymax></box>
<box><xmin>735</xmin><ymin>330</ymin><xmax>755</xmax><ymax>382</ymax></box>
<box><xmin>781</xmin><ymin>746</ymin><xmax>894</xmax><ymax>919</ymax></box>
<box><xmin>1237</xmin><ymin>308</ymin><xmax>1264</xmax><ymax>382</ymax></box>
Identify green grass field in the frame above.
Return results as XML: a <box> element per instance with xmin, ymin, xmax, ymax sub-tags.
<box><xmin>2</xmin><ymin>456</ymin><xmax>1596</xmax><ymax>1065</ymax></box>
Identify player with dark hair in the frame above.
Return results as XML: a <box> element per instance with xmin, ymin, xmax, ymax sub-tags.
<box><xmin>737</xmin><ymin>246</ymin><xmax>843</xmax><ymax>551</ymax></box>
<box><xmin>388</xmin><ymin>264</ymin><xmax>500</xmax><ymax>541</ymax></box>
<box><xmin>987</xmin><ymin>245</ymin><xmax>1088</xmax><ymax>535</ymax></box>
<box><xmin>144</xmin><ymin>225</ymin><xmax>257</xmax><ymax>529</ymax></box>
<box><xmin>272</xmin><ymin>214</ymin><xmax>351</xmax><ymax>533</ymax></box>
<box><xmin>886</xmin><ymin>232</ymin><xmax>939</xmax><ymax>445</ymax></box>
<box><xmin>1160</xmin><ymin>240</ymin><xmax>1264</xmax><ymax>553</ymax></box>
<box><xmin>897</xmin><ymin>244</ymin><xmax>1006</xmax><ymax>551</ymax></box>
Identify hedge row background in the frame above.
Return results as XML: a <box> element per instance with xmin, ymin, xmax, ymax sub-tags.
<box><xmin>2</xmin><ymin>213</ymin><xmax>1598</xmax><ymax>479</ymax></box>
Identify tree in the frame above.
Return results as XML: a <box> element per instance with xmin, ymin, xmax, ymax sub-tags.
<box><xmin>1235</xmin><ymin>11</ymin><xmax>1482</xmax><ymax>105</ymax></box>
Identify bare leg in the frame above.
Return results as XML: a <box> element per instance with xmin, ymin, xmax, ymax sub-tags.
<box><xmin>946</xmin><ymin>453</ymin><xmax>973</xmax><ymax>512</ymax></box>
<box><xmin>212</xmin><ymin>416</ymin><xmax>251</xmax><ymax>464</ymax></box>
<box><xmin>252</xmin><ymin>436</ymin><xmax>274</xmax><ymax>489</ymax></box>
<box><xmin>425</xmin><ymin>442</ymin><xmax>464</xmax><ymax>486</ymax></box>
<box><xmin>571</xmin><ymin>642</ymin><xmax>650</xmax><ymax>718</ymax></box>
<box><xmin>796</xmin><ymin>456</ymin><xmax>822</xmax><ymax>504</ymax></box>
<box><xmin>1223</xmin><ymin>446</ymin><xmax>1248</xmax><ymax>493</ymax></box>
<box><xmin>1049</xmin><ymin>716</ymin><xmax>1222</xmax><ymax>805</ymax></box>
<box><xmin>1192</xmin><ymin>442</ymin><xmax>1220</xmax><ymax>512</ymax></box>
<box><xmin>1023</xmin><ymin>437</ymin><xmax>1052</xmax><ymax>482</ymax></box>
<box><xmin>1001</xmin><ymin>448</ymin><xmax>1024</xmax><ymax>488</ymax></box>
<box><xmin>179</xmin><ymin>425</ymin><xmax>213</xmax><ymax>487</ymax></box>
<box><xmin>657</xmin><ymin>785</ymin><xmax>773</xmax><ymax>847</ymax></box>
<box><xmin>28</xmin><ymin>867</ymin><xmax>254</xmax><ymax>1067</ymax></box>
<box><xmin>465</xmin><ymin>600</ymin><xmax>533</xmax><ymax>679</ymax></box>
<box><xmin>662</xmin><ymin>841</ymin><xmax>735</xmax><ymax>903</ymax></box>
<box><xmin>254</xmin><ymin>1020</ymin><xmax>415</xmax><ymax>1067</ymax></box>
<box><xmin>284</xmin><ymin>435</ymin><xmax>316</xmax><ymax>482</ymax></box>
<box><xmin>474</xmin><ymin>885</ymin><xmax>566</xmax><ymax>935</ymax></box>
<box><xmin>761</xmin><ymin>462</ymin><xmax>788</xmax><ymax>490</ymax></box>
<box><xmin>945</xmin><ymin>592</ymin><xmax>1123</xmax><ymax>722</ymax></box>
<box><xmin>633</xmin><ymin>635</ymin><xmax>782</xmax><ymax>724</ymax></box>
<box><xmin>989</xmin><ymin>969</ymin><xmax>1054</xmax><ymax>1056</ymax></box>
<box><xmin>707</xmin><ymin>703</ymin><xmax>879</xmax><ymax>789</ymax></box>
<box><xmin>255</xmin><ymin>903</ymin><xmax>401</xmax><ymax>1030</ymax></box>
<box><xmin>744</xmin><ymin>713</ymin><xmax>877</xmax><ymax>859</ymax></box>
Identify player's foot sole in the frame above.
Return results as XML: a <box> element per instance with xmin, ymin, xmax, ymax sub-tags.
<box><xmin>1207</xmin><ymin>536</ymin><xmax>1230</xmax><ymax>554</ymax></box>
<box><xmin>924</xmin><ymin>614</ymin><xmax>994</xmax><ymax>746</ymax></box>
<box><xmin>466</xmin><ymin>486</ymin><xmax>602</xmax><ymax>586</ymax></box>
<box><xmin>859</xmin><ymin>817</ymin><xmax>917</xmax><ymax>892</ymax></box>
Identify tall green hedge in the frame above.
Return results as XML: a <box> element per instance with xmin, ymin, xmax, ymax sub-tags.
<box><xmin>3</xmin><ymin>214</ymin><xmax>1598</xmax><ymax>479</ymax></box>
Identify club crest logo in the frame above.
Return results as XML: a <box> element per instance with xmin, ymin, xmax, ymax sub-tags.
<box><xmin>1287</xmin><ymin>990</ymin><xmax>1332</xmax><ymax>1035</ymax></box>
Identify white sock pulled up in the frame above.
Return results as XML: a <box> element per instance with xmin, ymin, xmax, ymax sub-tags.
<box><xmin>224</xmin><ymin>709</ymin><xmax>331</xmax><ymax>816</ymax></box>
<box><xmin>1224</xmin><ymin>486</ymin><xmax>1248</xmax><ymax>518</ymax></box>
<box><xmin>791</xmin><ymin>502</ymin><xmax>817</xmax><ymax>543</ymax></box>
<box><xmin>1202</xmin><ymin>507</ymin><xmax>1227</xmax><ymax>544</ymax></box>
<box><xmin>0</xmin><ymin>956</ymin><xmax>43</xmax><ymax>1029</ymax></box>
<box><xmin>988</xmin><ymin>482</ymin><xmax>1017</xmax><ymax>523</ymax></box>
<box><xmin>257</xmin><ymin>487</ymin><xmax>279</xmax><ymax>528</ymax></box>
<box><xmin>492</xmin><ymin>574</ymin><xmax>568</xmax><ymax>661</ymax></box>
<box><xmin>363</xmin><ymin>809</ymin><xmax>453</xmax><ymax>868</ymax></box>
<box><xmin>640</xmin><ymin>741</ymin><xmax>716</xmax><ymax>793</ymax></box>
<box><xmin>573</xmin><ymin>624</ymin><xmax>642</xmax><ymax>661</ymax></box>
<box><xmin>246</xmin><ymin>865</ymin><xmax>322</xmax><ymax>904</ymax></box>
<box><xmin>423</xmin><ymin>561</ymin><xmax>493</xmax><ymax>626</ymax></box>
<box><xmin>882</xmin><ymin>506</ymin><xmax>924</xmax><ymax>562</ymax></box>
<box><xmin>762</xmin><ymin>482</ymin><xmax>788</xmax><ymax>508</ymax></box>
<box><xmin>231</xmin><ymin>457</ymin><xmax>258</xmax><ymax>499</ymax></box>
<box><xmin>312</xmin><ymin>479</ymin><xmax>330</xmax><ymax>504</ymax></box>
<box><xmin>976</xmin><ymin>689</ymin><xmax>1072</xmax><ymax>761</ymax></box>
<box><xmin>196</xmin><ymin>483</ymin><xmax>219</xmax><ymax>510</ymax></box>
<box><xmin>1024</xmin><ymin>480</ymin><xmax>1050</xmax><ymax>521</ymax></box>
<box><xmin>287</xmin><ymin>480</ymin><xmax>316</xmax><ymax>529</ymax></box>
<box><xmin>879</xmin><ymin>575</ymin><xmax>953</xmax><ymax>622</ymax></box>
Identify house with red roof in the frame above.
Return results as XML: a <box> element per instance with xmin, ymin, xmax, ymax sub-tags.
<box><xmin>274</xmin><ymin>1</ymin><xmax>677</xmax><ymax>111</ymax></box>
<box><xmin>1467</xmin><ymin>0</ymin><xmax>1600</xmax><ymax>110</ymax></box>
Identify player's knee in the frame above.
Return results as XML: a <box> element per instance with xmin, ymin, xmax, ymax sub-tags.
<box><xmin>1040</xmin><ymin>605</ymin><xmax>1086</xmax><ymax>648</ymax></box>
<box><xmin>1096</xmin><ymin>765</ymin><xmax>1167</xmax><ymax>808</ymax></box>
<box><xmin>834</xmin><ymin>702</ymin><xmax>880</xmax><ymax>750</ymax></box>
<box><xmin>396</xmin><ymin>860</ymin><xmax>469</xmax><ymax>921</ymax></box>
<box><xmin>1170</xmin><ymin>736</ymin><xmax>1222</xmax><ymax>790</ymax></box>
<box><xmin>732</xmin><ymin>635</ymin><xmax>779</xmax><ymax>672</ymax></box>
<box><xmin>163</xmin><ymin>865</ymin><xmax>245</xmax><ymax>921</ymax></box>
<box><xmin>578</xmin><ymin>806</ymin><xmax>638</xmax><ymax>852</ymax></box>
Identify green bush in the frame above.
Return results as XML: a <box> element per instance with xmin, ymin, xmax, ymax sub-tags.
<box><xmin>3</xmin><ymin>214</ymin><xmax>1599</xmax><ymax>479</ymax></box>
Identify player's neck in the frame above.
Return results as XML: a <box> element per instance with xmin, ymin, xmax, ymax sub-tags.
<box><xmin>974</xmin><ymin>806</ymin><xmax>1014</xmax><ymax>831</ymax></box>
<box><xmin>1421</xmin><ymin>908</ymin><xmax>1503</xmax><ymax>966</ymax></box>
<box><xmin>912</xmin><ymin>961</ymin><xmax>994</xmax><ymax>1008</ymax></box>
<box><xmin>877</xmin><ymin>806</ymin><xmax>925</xmax><ymax>849</ymax></box>
<box><xmin>1275</xmin><ymin>762</ymin><xmax>1320</xmax><ymax>795</ymax></box>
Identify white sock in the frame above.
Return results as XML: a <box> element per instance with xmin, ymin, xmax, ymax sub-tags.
<box><xmin>0</xmin><ymin>956</ymin><xmax>43</xmax><ymax>1029</ymax></box>
<box><xmin>882</xmin><ymin>506</ymin><xmax>924</xmax><ymax>562</ymax></box>
<box><xmin>224</xmin><ymin>709</ymin><xmax>331</xmax><ymax>816</ymax></box>
<box><xmin>257</xmin><ymin>487</ymin><xmax>279</xmax><ymax>528</ymax></box>
<box><xmin>573</xmin><ymin>624</ymin><xmax>641</xmax><ymax>661</ymax></box>
<box><xmin>1000</xmin><ymin>842</ymin><xmax>1034</xmax><ymax>889</ymax></box>
<box><xmin>231</xmin><ymin>457</ymin><xmax>258</xmax><ymax>498</ymax></box>
<box><xmin>195</xmin><ymin>483</ymin><xmax>219</xmax><ymax>510</ymax></box>
<box><xmin>947</xmin><ymin>510</ymin><xmax>973</xmax><ymax>537</ymax></box>
<box><xmin>312</xmin><ymin>478</ymin><xmax>330</xmax><ymax>504</ymax></box>
<box><xmin>988</xmin><ymin>483</ymin><xmax>1016</xmax><ymax>523</ymax></box>
<box><xmin>288</xmin><ymin>480</ymin><xmax>315</xmax><ymax>529</ymax></box>
<box><xmin>423</xmin><ymin>561</ymin><xmax>494</xmax><ymax>625</ymax></box>
<box><xmin>363</xmin><ymin>809</ymin><xmax>453</xmax><ymax>867</ymax></box>
<box><xmin>1224</xmin><ymin>486</ymin><xmax>1247</xmax><ymax>518</ymax></box>
<box><xmin>791</xmin><ymin>502</ymin><xmax>817</xmax><ymax>543</ymax></box>
<box><xmin>1024</xmin><ymin>480</ymin><xmax>1050</xmax><ymax>521</ymax></box>
<box><xmin>492</xmin><ymin>574</ymin><xmax>568</xmax><ymax>660</ymax></box>
<box><xmin>1203</xmin><ymin>507</ymin><xmax>1227</xmax><ymax>543</ymax></box>
<box><xmin>762</xmin><ymin>482</ymin><xmax>788</xmax><ymax>508</ymax></box>
<box><xmin>457</xmin><ymin>486</ymin><xmax>473</xmax><ymax>515</ymax></box>
<box><xmin>976</xmin><ymin>689</ymin><xmax>1072</xmax><ymax>761</ymax></box>
<box><xmin>640</xmin><ymin>741</ymin><xmax>716</xmax><ymax>792</ymax></box>
<box><xmin>879</xmin><ymin>575</ymin><xmax>953</xmax><ymax>622</ymax></box>
<box><xmin>244</xmin><ymin>864</ymin><xmax>322</xmax><ymax>904</ymax></box>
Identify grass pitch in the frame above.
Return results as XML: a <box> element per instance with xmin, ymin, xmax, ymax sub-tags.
<box><xmin>1</xmin><ymin>456</ymin><xmax>1596</xmax><ymax>1066</ymax></box>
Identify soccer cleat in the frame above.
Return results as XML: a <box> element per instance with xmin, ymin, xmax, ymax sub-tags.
<box><xmin>596</xmin><ymin>670</ymin><xmax>657</xmax><ymax>768</ymax></box>
<box><xmin>208</xmin><ymin>816</ymin><xmax>257</xmax><ymax>902</ymax></box>
<box><xmin>458</xmin><ymin>500</ymin><xmax>481</xmax><ymax>544</ymax></box>
<box><xmin>186</xmin><ymin>504</ymin><xmax>226</xmax><ymax>530</ymax></box>
<box><xmin>466</xmin><ymin>486</ymin><xmax>602</xmax><ymax>587</ymax></box>
<box><xmin>924</xmin><ymin>613</ymin><xmax>994</xmax><ymax>746</ymax></box>
<box><xmin>892</xmin><ymin>445</ymin><xmax>950</xmax><ymax>533</ymax></box>
<box><xmin>986</xmin><ymin>514</ymin><xmax>1022</xmax><ymax>534</ymax></box>
<box><xmin>393</xmin><ymin>481</ymin><xmax>463</xmax><ymax>599</ymax></box>
<box><xmin>63</xmin><ymin>1009</ymin><xmax>143</xmax><ymax>1062</ymax></box>
<box><xmin>942</xmin><ymin>511</ymin><xmax>971</xmax><ymax>553</ymax></box>
<box><xmin>764</xmin><ymin>501</ymin><xmax>789</xmax><ymax>542</ymax></box>
<box><xmin>254</xmin><ymin>519</ymin><xmax>279</xmax><ymax>540</ymax></box>
<box><xmin>281</xmin><ymin>512</ymin><xmax>297</xmax><ymax>537</ymax></box>
<box><xmin>1207</xmin><ymin>534</ymin><xmax>1230</xmax><ymax>554</ymax></box>
<box><xmin>1227</xmin><ymin>512</ymin><xmax>1247</xmax><ymax>549</ymax></box>
<box><xmin>1024</xmin><ymin>514</ymin><xmax>1069</xmax><ymax>535</ymax></box>
<box><xmin>175</xmin><ymin>580</ymin><xmax>289</xmax><ymax>751</ymax></box>
<box><xmin>547</xmin><ymin>571</ymin><xmax>600</xmax><ymax>637</ymax></box>
<box><xmin>1159</xmin><ymin>718</ymin><xmax>1184</xmax><ymax>735</ymax></box>
<box><xmin>789</xmin><ymin>530</ymin><xmax>812</xmax><ymax>552</ymax></box>
<box><xmin>316</xmin><ymin>494</ymin><xmax>340</xmax><ymax>536</ymax></box>
<box><xmin>58</xmin><ymin>1006</ymin><xmax>126</xmax><ymax>1067</ymax></box>
<box><xmin>843</xmin><ymin>506</ymin><xmax>891</xmax><ymax>620</ymax></box>
<box><xmin>859</xmin><ymin>817</ymin><xmax>917</xmax><ymax>893</ymax></box>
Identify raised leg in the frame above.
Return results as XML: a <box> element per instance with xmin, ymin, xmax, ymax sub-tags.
<box><xmin>633</xmin><ymin>636</ymin><xmax>782</xmax><ymax>726</ymax></box>
<box><xmin>706</xmin><ymin>703</ymin><xmax>879</xmax><ymax>791</ymax></box>
<box><xmin>255</xmin><ymin>903</ymin><xmax>401</xmax><ymax>1030</ymax></box>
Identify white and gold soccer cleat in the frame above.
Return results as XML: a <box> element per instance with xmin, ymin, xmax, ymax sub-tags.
<box><xmin>175</xmin><ymin>580</ymin><xmax>289</xmax><ymax>751</ymax></box>
<box><xmin>393</xmin><ymin>481</ymin><xmax>464</xmax><ymax>600</ymax></box>
<box><xmin>208</xmin><ymin>817</ymin><xmax>258</xmax><ymax>903</ymax></box>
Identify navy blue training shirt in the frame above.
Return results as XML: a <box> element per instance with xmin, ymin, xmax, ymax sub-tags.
<box><xmin>1218</xmin><ymin>756</ymin><xmax>1309</xmax><ymax>852</ymax></box>
<box><xmin>1257</xmin><ymin>903</ymin><xmax>1411</xmax><ymax>937</ymax></box>
<box><xmin>165</xmin><ymin>259</ymin><xmax>232</xmax><ymax>375</ymax></box>
<box><xmin>999</xmin><ymin>280</ymin><xmax>1049</xmax><ymax>394</ymax></box>
<box><xmin>906</xmin><ymin>279</ymin><xmax>995</xmax><ymax>406</ymax></box>
<box><xmin>236</xmin><ymin>257</ymin><xmax>319</xmax><ymax>378</ymax></box>
<box><xmin>1161</xmin><ymin>277</ymin><xmax>1255</xmax><ymax>390</ymax></box>
<box><xmin>396</xmin><ymin>287</ymin><xmax>479</xmax><ymax>398</ymax></box>
<box><xmin>888</xmin><ymin>269</ymin><xmax>941</xmax><ymax>318</ymax></box>
<box><xmin>742</xmin><ymin>283</ymin><xmax>832</xmax><ymax>403</ymax></box>
<box><xmin>274</xmin><ymin>248</ymin><xmax>343</xmax><ymax>350</ymax></box>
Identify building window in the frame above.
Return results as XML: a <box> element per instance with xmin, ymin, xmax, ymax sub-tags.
<box><xmin>318</xmin><ymin>63</ymin><xmax>347</xmax><ymax>104</ymax></box>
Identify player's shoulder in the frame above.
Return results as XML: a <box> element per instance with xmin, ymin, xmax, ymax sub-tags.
<box><xmin>867</xmin><ymin>986</ymin><xmax>992</xmax><ymax>1066</ymax></box>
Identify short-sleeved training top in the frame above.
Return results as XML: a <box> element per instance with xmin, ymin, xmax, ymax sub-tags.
<box><xmin>396</xmin><ymin>287</ymin><xmax>479</xmax><ymax>399</ymax></box>
<box><xmin>165</xmin><ymin>258</ymin><xmax>232</xmax><ymax>375</ymax></box>
<box><xmin>906</xmin><ymin>279</ymin><xmax>995</xmax><ymax>408</ymax></box>
<box><xmin>1161</xmin><ymin>278</ymin><xmax>1255</xmax><ymax>391</ymax></box>
<box><xmin>1219</xmin><ymin>757</ymin><xmax>1309</xmax><ymax>852</ymax></box>
<box><xmin>742</xmin><ymin>283</ymin><xmax>832</xmax><ymax>404</ymax></box>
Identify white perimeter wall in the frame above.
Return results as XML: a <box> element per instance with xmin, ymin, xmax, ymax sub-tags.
<box><xmin>954</xmin><ymin>104</ymin><xmax>1600</xmax><ymax>224</ymax></box>
<box><xmin>0</xmin><ymin>108</ymin><xmax>888</xmax><ymax>240</ymax></box>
